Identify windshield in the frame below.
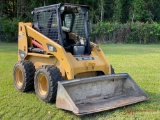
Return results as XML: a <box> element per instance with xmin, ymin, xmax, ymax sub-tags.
<box><xmin>64</xmin><ymin>13</ymin><xmax>86</xmax><ymax>39</ymax></box>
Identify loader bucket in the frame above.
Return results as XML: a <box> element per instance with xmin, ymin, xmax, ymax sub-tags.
<box><xmin>56</xmin><ymin>73</ymin><xmax>148</xmax><ymax>115</ymax></box>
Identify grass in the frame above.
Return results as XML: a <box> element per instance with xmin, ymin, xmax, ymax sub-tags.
<box><xmin>0</xmin><ymin>43</ymin><xmax>160</xmax><ymax>120</ymax></box>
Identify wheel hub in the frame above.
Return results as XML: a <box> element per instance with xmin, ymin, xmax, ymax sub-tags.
<box><xmin>37</xmin><ymin>73</ymin><xmax>48</xmax><ymax>96</ymax></box>
<box><xmin>15</xmin><ymin>67</ymin><xmax>23</xmax><ymax>87</ymax></box>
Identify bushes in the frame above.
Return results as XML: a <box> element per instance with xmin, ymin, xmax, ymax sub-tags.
<box><xmin>1</xmin><ymin>17</ymin><xmax>160</xmax><ymax>44</ymax></box>
<box><xmin>92</xmin><ymin>22</ymin><xmax>160</xmax><ymax>44</ymax></box>
<box><xmin>0</xmin><ymin>16</ymin><xmax>19</xmax><ymax>42</ymax></box>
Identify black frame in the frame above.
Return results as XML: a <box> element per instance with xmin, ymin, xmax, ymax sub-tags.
<box><xmin>32</xmin><ymin>3</ymin><xmax>91</xmax><ymax>54</ymax></box>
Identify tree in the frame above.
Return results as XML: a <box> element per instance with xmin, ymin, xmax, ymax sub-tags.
<box><xmin>145</xmin><ymin>0</ymin><xmax>160</xmax><ymax>22</ymax></box>
<box><xmin>113</xmin><ymin>0</ymin><xmax>122</xmax><ymax>22</ymax></box>
<box><xmin>132</xmin><ymin>0</ymin><xmax>153</xmax><ymax>22</ymax></box>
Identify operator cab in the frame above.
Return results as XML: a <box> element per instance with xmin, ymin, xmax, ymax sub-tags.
<box><xmin>32</xmin><ymin>3</ymin><xmax>91</xmax><ymax>55</ymax></box>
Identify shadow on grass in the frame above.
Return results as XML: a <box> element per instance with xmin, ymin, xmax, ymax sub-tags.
<box><xmin>11</xmin><ymin>86</ymin><xmax>160</xmax><ymax>120</ymax></box>
<box><xmin>26</xmin><ymin>89</ymin><xmax>35</xmax><ymax>94</ymax></box>
<box><xmin>24</xmin><ymin>87</ymin><xmax>160</xmax><ymax>113</ymax></box>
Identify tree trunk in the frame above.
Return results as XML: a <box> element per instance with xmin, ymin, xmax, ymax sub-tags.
<box><xmin>0</xmin><ymin>0</ymin><xmax>4</xmax><ymax>16</ymax></box>
<box><xmin>100</xmin><ymin>0</ymin><xmax>105</xmax><ymax>22</ymax></box>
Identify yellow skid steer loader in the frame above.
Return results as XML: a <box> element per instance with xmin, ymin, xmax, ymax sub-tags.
<box><xmin>13</xmin><ymin>3</ymin><xmax>148</xmax><ymax>115</ymax></box>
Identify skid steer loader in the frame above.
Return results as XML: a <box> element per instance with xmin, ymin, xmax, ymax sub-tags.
<box><xmin>13</xmin><ymin>3</ymin><xmax>148</xmax><ymax>115</ymax></box>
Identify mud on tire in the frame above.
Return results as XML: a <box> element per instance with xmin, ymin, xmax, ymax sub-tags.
<box><xmin>34</xmin><ymin>65</ymin><xmax>63</xmax><ymax>103</ymax></box>
<box><xmin>13</xmin><ymin>60</ymin><xmax>35</xmax><ymax>92</ymax></box>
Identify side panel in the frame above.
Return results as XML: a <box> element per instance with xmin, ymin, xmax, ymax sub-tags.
<box><xmin>18</xmin><ymin>22</ymin><xmax>28</xmax><ymax>60</ymax></box>
<box><xmin>65</xmin><ymin>43</ymin><xmax>111</xmax><ymax>76</ymax></box>
<box><xmin>91</xmin><ymin>42</ymin><xmax>111</xmax><ymax>74</ymax></box>
<box><xmin>23</xmin><ymin>23</ymin><xmax>74</xmax><ymax>79</ymax></box>
<box><xmin>25</xmin><ymin>55</ymin><xmax>65</xmax><ymax>78</ymax></box>
<box><xmin>18</xmin><ymin>22</ymin><xmax>111</xmax><ymax>80</ymax></box>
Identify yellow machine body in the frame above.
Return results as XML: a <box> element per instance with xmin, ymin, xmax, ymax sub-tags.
<box><xmin>15</xmin><ymin>3</ymin><xmax>148</xmax><ymax>115</ymax></box>
<box><xmin>18</xmin><ymin>22</ymin><xmax>110</xmax><ymax>80</ymax></box>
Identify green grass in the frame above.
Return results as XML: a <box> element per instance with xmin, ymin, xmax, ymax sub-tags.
<box><xmin>0</xmin><ymin>43</ymin><xmax>160</xmax><ymax>120</ymax></box>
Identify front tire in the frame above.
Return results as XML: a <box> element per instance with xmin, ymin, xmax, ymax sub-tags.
<box><xmin>34</xmin><ymin>65</ymin><xmax>63</xmax><ymax>103</ymax></box>
<box><xmin>13</xmin><ymin>60</ymin><xmax>35</xmax><ymax>92</ymax></box>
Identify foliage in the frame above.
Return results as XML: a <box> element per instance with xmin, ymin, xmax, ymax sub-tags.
<box><xmin>1</xmin><ymin>0</ymin><xmax>160</xmax><ymax>24</ymax></box>
<box><xmin>0</xmin><ymin>16</ymin><xmax>20</xmax><ymax>42</ymax></box>
<box><xmin>132</xmin><ymin>0</ymin><xmax>153</xmax><ymax>22</ymax></box>
<box><xmin>92</xmin><ymin>22</ymin><xmax>160</xmax><ymax>44</ymax></box>
<box><xmin>113</xmin><ymin>0</ymin><xmax>122</xmax><ymax>22</ymax></box>
<box><xmin>1</xmin><ymin>0</ymin><xmax>160</xmax><ymax>42</ymax></box>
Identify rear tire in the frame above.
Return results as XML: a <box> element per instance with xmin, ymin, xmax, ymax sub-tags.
<box><xmin>13</xmin><ymin>60</ymin><xmax>35</xmax><ymax>92</ymax></box>
<box><xmin>34</xmin><ymin>65</ymin><xmax>63</xmax><ymax>103</ymax></box>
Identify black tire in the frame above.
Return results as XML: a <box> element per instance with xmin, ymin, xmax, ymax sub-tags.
<box><xmin>111</xmin><ymin>65</ymin><xmax>115</xmax><ymax>74</ymax></box>
<box><xmin>13</xmin><ymin>60</ymin><xmax>35</xmax><ymax>92</ymax></box>
<box><xmin>34</xmin><ymin>65</ymin><xmax>63</xmax><ymax>103</ymax></box>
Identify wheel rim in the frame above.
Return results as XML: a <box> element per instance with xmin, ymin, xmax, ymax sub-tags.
<box><xmin>37</xmin><ymin>73</ymin><xmax>48</xmax><ymax>96</ymax></box>
<box><xmin>15</xmin><ymin>67</ymin><xmax>23</xmax><ymax>87</ymax></box>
